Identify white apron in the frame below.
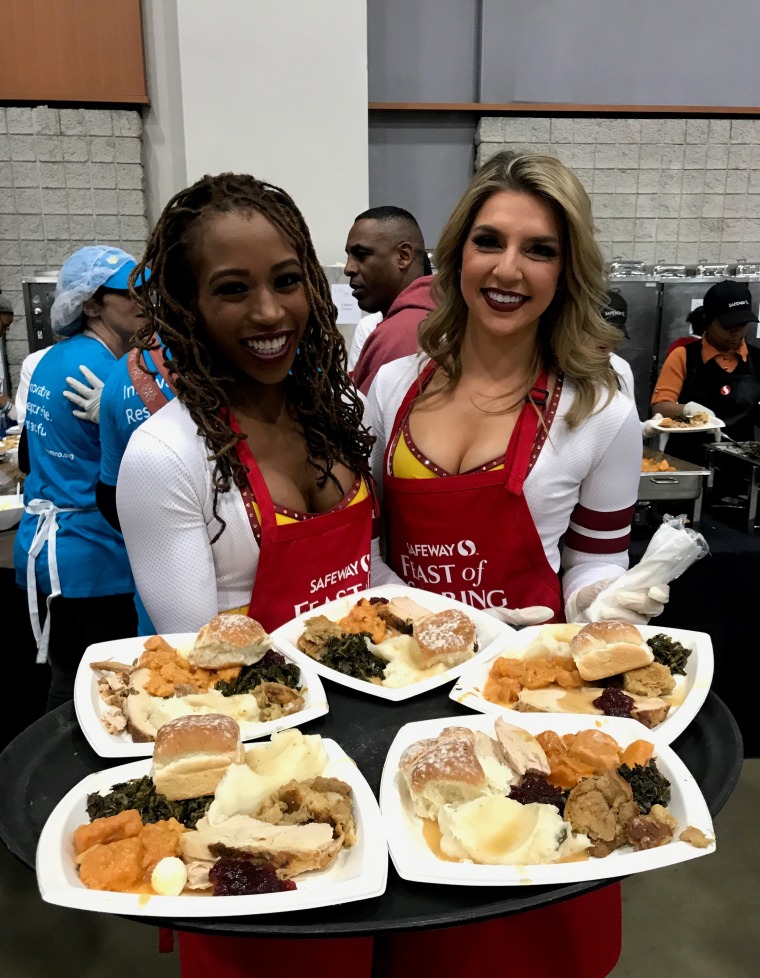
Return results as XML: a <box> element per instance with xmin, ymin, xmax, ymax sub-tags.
<box><xmin>24</xmin><ymin>498</ymin><xmax>87</xmax><ymax>663</ymax></box>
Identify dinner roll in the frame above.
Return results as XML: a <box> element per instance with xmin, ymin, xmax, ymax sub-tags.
<box><xmin>399</xmin><ymin>726</ymin><xmax>511</xmax><ymax>819</ymax></box>
<box><xmin>399</xmin><ymin>728</ymin><xmax>485</xmax><ymax>819</ymax></box>
<box><xmin>188</xmin><ymin>613</ymin><xmax>271</xmax><ymax>669</ymax></box>
<box><xmin>152</xmin><ymin>714</ymin><xmax>245</xmax><ymax>801</ymax></box>
<box><xmin>411</xmin><ymin>609</ymin><xmax>477</xmax><ymax>670</ymax></box>
<box><xmin>570</xmin><ymin>620</ymin><xmax>654</xmax><ymax>682</ymax></box>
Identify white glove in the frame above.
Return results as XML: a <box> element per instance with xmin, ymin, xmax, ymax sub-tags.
<box><xmin>485</xmin><ymin>605</ymin><xmax>555</xmax><ymax>627</ymax></box>
<box><xmin>641</xmin><ymin>418</ymin><xmax>661</xmax><ymax>438</ymax></box>
<box><xmin>63</xmin><ymin>365</ymin><xmax>104</xmax><ymax>423</ymax></box>
<box><xmin>564</xmin><ymin>579</ymin><xmax>614</xmax><ymax>623</ymax></box>
<box><xmin>613</xmin><ymin>584</ymin><xmax>670</xmax><ymax>621</ymax></box>
<box><xmin>568</xmin><ymin>581</ymin><xmax>670</xmax><ymax>625</ymax></box>
<box><xmin>682</xmin><ymin>401</ymin><xmax>713</xmax><ymax>419</ymax></box>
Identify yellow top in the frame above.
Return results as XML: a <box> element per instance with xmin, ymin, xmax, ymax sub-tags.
<box><xmin>392</xmin><ymin>425</ymin><xmax>503</xmax><ymax>478</ymax></box>
<box><xmin>222</xmin><ymin>477</ymin><xmax>370</xmax><ymax>617</ymax></box>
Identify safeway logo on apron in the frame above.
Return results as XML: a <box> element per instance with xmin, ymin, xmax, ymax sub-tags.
<box><xmin>399</xmin><ymin>538</ymin><xmax>502</xmax><ymax>604</ymax></box>
<box><xmin>296</xmin><ymin>553</ymin><xmax>371</xmax><ymax>614</ymax></box>
<box><xmin>720</xmin><ymin>384</ymin><xmax>731</xmax><ymax>396</ymax></box>
<box><xmin>383</xmin><ymin>363</ymin><xmax>563</xmax><ymax>621</ymax></box>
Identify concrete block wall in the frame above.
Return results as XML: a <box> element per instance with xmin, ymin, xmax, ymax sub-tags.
<box><xmin>0</xmin><ymin>105</ymin><xmax>148</xmax><ymax>386</ymax></box>
<box><xmin>476</xmin><ymin>117</ymin><xmax>760</xmax><ymax>268</ymax></box>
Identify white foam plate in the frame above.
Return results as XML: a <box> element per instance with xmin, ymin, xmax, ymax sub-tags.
<box><xmin>270</xmin><ymin>585</ymin><xmax>516</xmax><ymax>702</ymax></box>
<box><xmin>649</xmin><ymin>417</ymin><xmax>725</xmax><ymax>433</ymax></box>
<box><xmin>380</xmin><ymin>712</ymin><xmax>715</xmax><ymax>886</ymax></box>
<box><xmin>74</xmin><ymin>633</ymin><xmax>330</xmax><ymax>758</ymax></box>
<box><xmin>449</xmin><ymin>624</ymin><xmax>713</xmax><ymax>745</ymax></box>
<box><xmin>37</xmin><ymin>737</ymin><xmax>387</xmax><ymax>917</ymax></box>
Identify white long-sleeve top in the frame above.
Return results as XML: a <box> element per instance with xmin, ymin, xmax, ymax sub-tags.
<box><xmin>347</xmin><ymin>312</ymin><xmax>383</xmax><ymax>372</ymax></box>
<box><xmin>610</xmin><ymin>352</ymin><xmax>635</xmax><ymax>401</ymax></box>
<box><xmin>15</xmin><ymin>347</ymin><xmax>52</xmax><ymax>425</ymax></box>
<box><xmin>362</xmin><ymin>355</ymin><xmax>643</xmax><ymax>607</ymax></box>
<box><xmin>116</xmin><ymin>397</ymin><xmax>395</xmax><ymax>633</ymax></box>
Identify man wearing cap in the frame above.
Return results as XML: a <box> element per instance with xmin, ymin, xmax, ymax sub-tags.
<box><xmin>651</xmin><ymin>279</ymin><xmax>760</xmax><ymax>463</ymax></box>
<box><xmin>13</xmin><ymin>246</ymin><xmax>147</xmax><ymax>712</ymax></box>
<box><xmin>602</xmin><ymin>289</ymin><xmax>635</xmax><ymax>401</ymax></box>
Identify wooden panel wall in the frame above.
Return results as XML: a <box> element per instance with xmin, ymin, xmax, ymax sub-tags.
<box><xmin>0</xmin><ymin>0</ymin><xmax>148</xmax><ymax>105</ymax></box>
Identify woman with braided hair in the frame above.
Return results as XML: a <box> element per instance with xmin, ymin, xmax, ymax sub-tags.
<box><xmin>117</xmin><ymin>172</ymin><xmax>393</xmax><ymax>639</ymax></box>
<box><xmin>116</xmin><ymin>172</ymin><xmax>391</xmax><ymax>975</ymax></box>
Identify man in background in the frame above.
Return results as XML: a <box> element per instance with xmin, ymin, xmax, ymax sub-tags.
<box><xmin>602</xmin><ymin>288</ymin><xmax>635</xmax><ymax>400</ymax></box>
<box><xmin>344</xmin><ymin>206</ymin><xmax>435</xmax><ymax>394</ymax></box>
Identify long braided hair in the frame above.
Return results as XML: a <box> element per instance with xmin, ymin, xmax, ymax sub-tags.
<box><xmin>130</xmin><ymin>173</ymin><xmax>373</xmax><ymax>534</ymax></box>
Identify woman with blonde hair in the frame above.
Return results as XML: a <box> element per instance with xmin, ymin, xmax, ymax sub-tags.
<box><xmin>365</xmin><ymin>150</ymin><xmax>665</xmax><ymax>629</ymax></box>
<box><xmin>363</xmin><ymin>151</ymin><xmax>662</xmax><ymax>977</ymax></box>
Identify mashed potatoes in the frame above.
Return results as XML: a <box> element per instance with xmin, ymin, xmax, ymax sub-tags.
<box><xmin>437</xmin><ymin>795</ymin><xmax>590</xmax><ymax>865</ymax></box>
<box><xmin>371</xmin><ymin>634</ymin><xmax>449</xmax><ymax>687</ymax></box>
<box><xmin>208</xmin><ymin>729</ymin><xmax>328</xmax><ymax>821</ymax></box>
<box><xmin>522</xmin><ymin>624</ymin><xmax>583</xmax><ymax>660</ymax></box>
<box><xmin>132</xmin><ymin>689</ymin><xmax>262</xmax><ymax>733</ymax></box>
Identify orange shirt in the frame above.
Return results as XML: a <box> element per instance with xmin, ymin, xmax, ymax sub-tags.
<box><xmin>651</xmin><ymin>337</ymin><xmax>749</xmax><ymax>404</ymax></box>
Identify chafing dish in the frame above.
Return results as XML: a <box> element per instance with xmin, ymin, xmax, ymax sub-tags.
<box><xmin>653</xmin><ymin>261</ymin><xmax>688</xmax><ymax>278</ymax></box>
<box><xmin>638</xmin><ymin>449</ymin><xmax>710</xmax><ymax>527</ymax></box>
<box><xmin>640</xmin><ymin>450</ymin><xmax>709</xmax><ymax>500</ymax></box>
<box><xmin>608</xmin><ymin>258</ymin><xmax>649</xmax><ymax>278</ymax></box>
<box><xmin>695</xmin><ymin>260</ymin><xmax>731</xmax><ymax>278</ymax></box>
<box><xmin>734</xmin><ymin>259</ymin><xmax>760</xmax><ymax>278</ymax></box>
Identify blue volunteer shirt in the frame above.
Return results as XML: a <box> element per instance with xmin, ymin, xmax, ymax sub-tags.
<box><xmin>99</xmin><ymin>345</ymin><xmax>176</xmax><ymax>487</ymax></box>
<box><xmin>14</xmin><ymin>333</ymin><xmax>135</xmax><ymax>597</ymax></box>
<box><xmin>99</xmin><ymin>343</ymin><xmax>175</xmax><ymax>635</ymax></box>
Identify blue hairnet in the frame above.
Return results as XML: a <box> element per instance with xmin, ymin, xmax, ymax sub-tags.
<box><xmin>51</xmin><ymin>246</ymin><xmax>139</xmax><ymax>337</ymax></box>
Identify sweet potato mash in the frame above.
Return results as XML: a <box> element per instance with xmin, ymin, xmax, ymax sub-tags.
<box><xmin>74</xmin><ymin>810</ymin><xmax>185</xmax><ymax>892</ymax></box>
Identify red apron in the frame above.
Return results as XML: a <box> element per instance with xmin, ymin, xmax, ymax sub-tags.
<box><xmin>229</xmin><ymin>417</ymin><xmax>374</xmax><ymax>632</ymax></box>
<box><xmin>383</xmin><ymin>361</ymin><xmax>563</xmax><ymax>621</ymax></box>
<box><xmin>126</xmin><ymin>336</ymin><xmax>176</xmax><ymax>414</ymax></box>
<box><xmin>177</xmin><ymin>417</ymin><xmax>376</xmax><ymax>976</ymax></box>
<box><xmin>378</xmin><ymin>361</ymin><xmax>621</xmax><ymax>978</ymax></box>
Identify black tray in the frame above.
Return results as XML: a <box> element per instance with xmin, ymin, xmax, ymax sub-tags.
<box><xmin>0</xmin><ymin>686</ymin><xmax>743</xmax><ymax>938</ymax></box>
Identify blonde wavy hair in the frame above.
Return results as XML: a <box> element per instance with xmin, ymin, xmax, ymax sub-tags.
<box><xmin>420</xmin><ymin>151</ymin><xmax>621</xmax><ymax>427</ymax></box>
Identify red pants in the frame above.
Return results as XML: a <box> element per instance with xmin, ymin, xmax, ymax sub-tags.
<box><xmin>177</xmin><ymin>884</ymin><xmax>621</xmax><ymax>978</ymax></box>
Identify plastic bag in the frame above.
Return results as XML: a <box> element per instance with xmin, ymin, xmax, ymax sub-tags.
<box><xmin>586</xmin><ymin>514</ymin><xmax>709</xmax><ymax>622</ymax></box>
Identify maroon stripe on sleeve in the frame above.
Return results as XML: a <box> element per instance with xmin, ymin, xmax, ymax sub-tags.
<box><xmin>564</xmin><ymin>528</ymin><xmax>632</xmax><ymax>554</ymax></box>
<box><xmin>571</xmin><ymin>503</ymin><xmax>637</xmax><ymax>531</ymax></box>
